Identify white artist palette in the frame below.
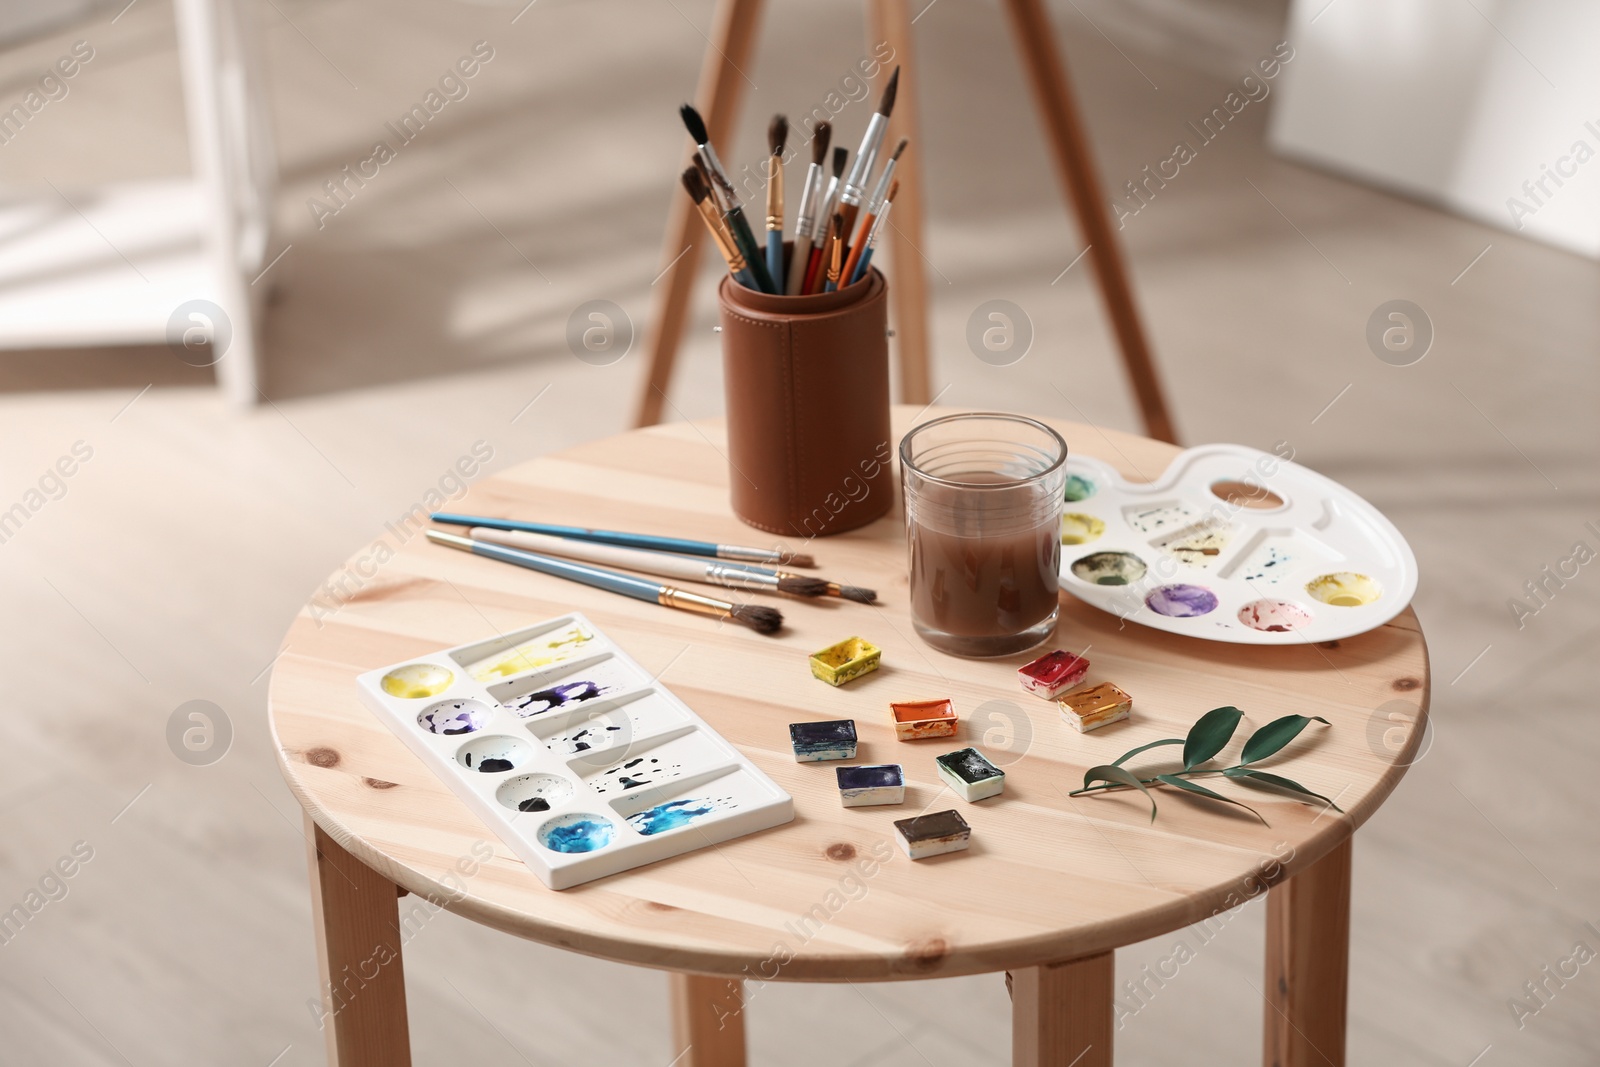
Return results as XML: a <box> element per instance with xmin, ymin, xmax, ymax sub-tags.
<box><xmin>1056</xmin><ymin>444</ymin><xmax>1418</xmax><ymax>645</ymax></box>
<box><xmin>356</xmin><ymin>613</ymin><xmax>793</xmax><ymax>889</ymax></box>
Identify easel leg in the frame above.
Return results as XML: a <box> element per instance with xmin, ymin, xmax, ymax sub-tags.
<box><xmin>633</xmin><ymin>0</ymin><xmax>766</xmax><ymax>428</ymax></box>
<box><xmin>999</xmin><ymin>0</ymin><xmax>1177</xmax><ymax>444</ymax></box>
<box><xmin>867</xmin><ymin>0</ymin><xmax>932</xmax><ymax>405</ymax></box>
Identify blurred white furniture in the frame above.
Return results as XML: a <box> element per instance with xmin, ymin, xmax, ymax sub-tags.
<box><xmin>0</xmin><ymin>0</ymin><xmax>275</xmax><ymax>403</ymax></box>
<box><xmin>1270</xmin><ymin>0</ymin><xmax>1600</xmax><ymax>259</ymax></box>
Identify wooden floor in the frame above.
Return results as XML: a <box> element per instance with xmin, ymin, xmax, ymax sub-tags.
<box><xmin>0</xmin><ymin>0</ymin><xmax>1596</xmax><ymax>1064</ymax></box>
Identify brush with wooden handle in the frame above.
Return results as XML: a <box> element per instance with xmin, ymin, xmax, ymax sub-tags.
<box><xmin>785</xmin><ymin>122</ymin><xmax>829</xmax><ymax>295</ymax></box>
<box><xmin>427</xmin><ymin>531</ymin><xmax>783</xmax><ymax>635</ymax></box>
<box><xmin>467</xmin><ymin>527</ymin><xmax>877</xmax><ymax>603</ymax></box>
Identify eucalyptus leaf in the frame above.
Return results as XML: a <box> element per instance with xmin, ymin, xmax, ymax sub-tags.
<box><xmin>1224</xmin><ymin>767</ymin><xmax>1344</xmax><ymax>813</ymax></box>
<box><xmin>1182</xmin><ymin>706</ymin><xmax>1243</xmax><ymax>771</ymax></box>
<box><xmin>1154</xmin><ymin>773</ymin><xmax>1267</xmax><ymax>824</ymax></box>
<box><xmin>1239</xmin><ymin>714</ymin><xmax>1331</xmax><ymax>765</ymax></box>
<box><xmin>1081</xmin><ymin>764</ymin><xmax>1158</xmax><ymax>822</ymax></box>
<box><xmin>1111</xmin><ymin>737</ymin><xmax>1184</xmax><ymax>768</ymax></box>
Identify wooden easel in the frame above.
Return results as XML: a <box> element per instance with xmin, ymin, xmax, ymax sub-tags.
<box><xmin>631</xmin><ymin>0</ymin><xmax>1177</xmax><ymax>444</ymax></box>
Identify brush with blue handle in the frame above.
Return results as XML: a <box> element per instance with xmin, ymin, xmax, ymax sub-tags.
<box><xmin>430</xmin><ymin>512</ymin><xmax>816</xmax><ymax>567</ymax></box>
<box><xmin>765</xmin><ymin>114</ymin><xmax>787</xmax><ymax>294</ymax></box>
<box><xmin>427</xmin><ymin>530</ymin><xmax>784</xmax><ymax>635</ymax></box>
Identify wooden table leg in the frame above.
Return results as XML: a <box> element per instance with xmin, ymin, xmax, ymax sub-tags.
<box><xmin>306</xmin><ymin>816</ymin><xmax>412</xmax><ymax>1067</ymax></box>
<box><xmin>1264</xmin><ymin>837</ymin><xmax>1351</xmax><ymax>1067</ymax></box>
<box><xmin>1011</xmin><ymin>953</ymin><xmax>1113</xmax><ymax>1067</ymax></box>
<box><xmin>632</xmin><ymin>0</ymin><xmax>766</xmax><ymax>428</ymax></box>
<box><xmin>866</xmin><ymin>0</ymin><xmax>932</xmax><ymax>406</ymax></box>
<box><xmin>669</xmin><ymin>974</ymin><xmax>747</xmax><ymax>1067</ymax></box>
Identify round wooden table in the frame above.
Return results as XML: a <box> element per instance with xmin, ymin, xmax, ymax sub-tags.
<box><xmin>270</xmin><ymin>407</ymin><xmax>1431</xmax><ymax>1067</ymax></box>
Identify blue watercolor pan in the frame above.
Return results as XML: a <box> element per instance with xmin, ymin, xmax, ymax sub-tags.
<box><xmin>789</xmin><ymin>719</ymin><xmax>858</xmax><ymax>762</ymax></box>
<box><xmin>836</xmin><ymin>763</ymin><xmax>905</xmax><ymax>807</ymax></box>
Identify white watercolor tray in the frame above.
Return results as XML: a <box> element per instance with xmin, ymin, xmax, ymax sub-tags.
<box><xmin>356</xmin><ymin>613</ymin><xmax>793</xmax><ymax>889</ymax></box>
<box><xmin>1056</xmin><ymin>444</ymin><xmax>1418</xmax><ymax>645</ymax></box>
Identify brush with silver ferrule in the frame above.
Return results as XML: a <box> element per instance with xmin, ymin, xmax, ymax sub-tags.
<box><xmin>765</xmin><ymin>114</ymin><xmax>787</xmax><ymax>293</ymax></box>
<box><xmin>837</xmin><ymin>66</ymin><xmax>899</xmax><ymax>251</ymax></box>
<box><xmin>428</xmin><ymin>530</ymin><xmax>784</xmax><ymax>635</ymax></box>
<box><xmin>468</xmin><ymin>527</ymin><xmax>878</xmax><ymax>603</ymax></box>
<box><xmin>847</xmin><ymin>178</ymin><xmax>898</xmax><ymax>286</ymax></box>
<box><xmin>680</xmin><ymin>103</ymin><xmax>775</xmax><ymax>293</ymax></box>
<box><xmin>785</xmin><ymin>122</ymin><xmax>830</xmax><ymax>295</ymax></box>
<box><xmin>803</xmin><ymin>146</ymin><xmax>848</xmax><ymax>294</ymax></box>
<box><xmin>430</xmin><ymin>512</ymin><xmax>817</xmax><ymax>567</ymax></box>
<box><xmin>842</xmin><ymin>139</ymin><xmax>905</xmax><ymax>284</ymax></box>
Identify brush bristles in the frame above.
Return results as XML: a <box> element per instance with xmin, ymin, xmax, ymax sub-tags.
<box><xmin>679</xmin><ymin>103</ymin><xmax>708</xmax><ymax>145</ymax></box>
<box><xmin>812</xmin><ymin>122</ymin><xmax>831</xmax><ymax>164</ymax></box>
<box><xmin>833</xmin><ymin>584</ymin><xmax>878</xmax><ymax>604</ymax></box>
<box><xmin>830</xmin><ymin>146</ymin><xmax>847</xmax><ymax>178</ymax></box>
<box><xmin>681</xmin><ymin>166</ymin><xmax>709</xmax><ymax>203</ymax></box>
<box><xmin>779</xmin><ymin>550</ymin><xmax>817</xmax><ymax>568</ymax></box>
<box><xmin>776</xmin><ymin>574</ymin><xmax>830</xmax><ymax>598</ymax></box>
<box><xmin>729</xmin><ymin>603</ymin><xmax>784</xmax><ymax>634</ymax></box>
<box><xmin>769</xmin><ymin>114</ymin><xmax>788</xmax><ymax>156</ymax></box>
<box><xmin>890</xmin><ymin>137</ymin><xmax>908</xmax><ymax>162</ymax></box>
<box><xmin>885</xmin><ymin>179</ymin><xmax>900</xmax><ymax>203</ymax></box>
<box><xmin>878</xmin><ymin>66</ymin><xmax>900</xmax><ymax>116</ymax></box>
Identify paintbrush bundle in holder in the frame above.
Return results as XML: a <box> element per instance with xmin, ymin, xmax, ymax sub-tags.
<box><xmin>671</xmin><ymin>69</ymin><xmax>904</xmax><ymax>536</ymax></box>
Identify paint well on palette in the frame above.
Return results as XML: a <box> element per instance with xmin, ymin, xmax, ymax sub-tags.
<box><xmin>503</xmin><ymin>658</ymin><xmax>641</xmax><ymax>718</ymax></box>
<box><xmin>1063</xmin><ymin>474</ymin><xmax>1096</xmax><ymax>502</ymax></box>
<box><xmin>538</xmin><ymin>813</ymin><xmax>614</xmax><ymax>853</ymax></box>
<box><xmin>455</xmin><ymin>734</ymin><xmax>535</xmax><ymax>773</ymax></box>
<box><xmin>589</xmin><ymin>755</ymin><xmax>685</xmax><ymax>794</ymax></box>
<box><xmin>1306</xmin><ymin>572</ymin><xmax>1382</xmax><ymax>607</ymax></box>
<box><xmin>626</xmin><ymin>797</ymin><xmax>736</xmax><ymax>836</ymax></box>
<box><xmin>1060</xmin><ymin>513</ymin><xmax>1105</xmax><ymax>545</ymax></box>
<box><xmin>465</xmin><ymin>622</ymin><xmax>595</xmax><ymax>682</ymax></box>
<box><xmin>496</xmin><ymin>772</ymin><xmax>575</xmax><ymax>812</ymax></box>
<box><xmin>1158</xmin><ymin>519</ymin><xmax>1234</xmax><ymax>569</ymax></box>
<box><xmin>381</xmin><ymin>662</ymin><xmax>454</xmax><ymax>699</ymax></box>
<box><xmin>1071</xmin><ymin>551</ymin><xmax>1147</xmax><ymax>585</ymax></box>
<box><xmin>1146</xmin><ymin>584</ymin><xmax>1218</xmax><ymax>617</ymax></box>
<box><xmin>417</xmin><ymin>698</ymin><xmax>494</xmax><ymax>735</ymax></box>
<box><xmin>1238</xmin><ymin>599</ymin><xmax>1314</xmax><ymax>632</ymax></box>
<box><xmin>1123</xmin><ymin>501</ymin><xmax>1197</xmax><ymax>534</ymax></box>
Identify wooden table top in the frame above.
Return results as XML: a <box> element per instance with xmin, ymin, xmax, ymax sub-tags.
<box><xmin>270</xmin><ymin>407</ymin><xmax>1430</xmax><ymax>981</ymax></box>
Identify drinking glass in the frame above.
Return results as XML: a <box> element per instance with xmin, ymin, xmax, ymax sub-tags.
<box><xmin>900</xmin><ymin>413</ymin><xmax>1068</xmax><ymax>657</ymax></box>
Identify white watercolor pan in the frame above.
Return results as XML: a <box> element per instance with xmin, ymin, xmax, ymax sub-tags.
<box><xmin>1056</xmin><ymin>444</ymin><xmax>1418</xmax><ymax>645</ymax></box>
<box><xmin>356</xmin><ymin>613</ymin><xmax>793</xmax><ymax>889</ymax></box>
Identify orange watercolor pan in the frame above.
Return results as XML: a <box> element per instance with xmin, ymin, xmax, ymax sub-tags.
<box><xmin>890</xmin><ymin>698</ymin><xmax>958</xmax><ymax>741</ymax></box>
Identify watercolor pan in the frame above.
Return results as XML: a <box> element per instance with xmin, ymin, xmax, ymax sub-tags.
<box><xmin>890</xmin><ymin>698</ymin><xmax>958</xmax><ymax>740</ymax></box>
<box><xmin>1017</xmin><ymin>650</ymin><xmax>1091</xmax><ymax>700</ymax></box>
<box><xmin>810</xmin><ymin>636</ymin><xmax>882</xmax><ymax>686</ymax></box>
<box><xmin>894</xmin><ymin>809</ymin><xmax>971</xmax><ymax>859</ymax></box>
<box><xmin>1055</xmin><ymin>444</ymin><xmax>1419</xmax><ymax>645</ymax></box>
<box><xmin>835</xmin><ymin>764</ymin><xmax>905</xmax><ymax>807</ymax></box>
<box><xmin>935</xmin><ymin>748</ymin><xmax>1005</xmax><ymax>802</ymax></box>
<box><xmin>357</xmin><ymin>613</ymin><xmax>792</xmax><ymax>890</ymax></box>
<box><xmin>789</xmin><ymin>719</ymin><xmax>858</xmax><ymax>762</ymax></box>
<box><xmin>1057</xmin><ymin>682</ymin><xmax>1133</xmax><ymax>734</ymax></box>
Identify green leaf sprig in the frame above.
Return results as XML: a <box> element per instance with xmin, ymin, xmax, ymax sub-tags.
<box><xmin>1069</xmin><ymin>707</ymin><xmax>1337</xmax><ymax>825</ymax></box>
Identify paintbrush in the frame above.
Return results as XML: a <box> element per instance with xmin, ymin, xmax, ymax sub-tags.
<box><xmin>463</xmin><ymin>527</ymin><xmax>862</xmax><ymax>601</ymax></box>
<box><xmin>431</xmin><ymin>512</ymin><xmax>818</xmax><ymax>567</ymax></box>
<box><xmin>823</xmin><ymin>212</ymin><xmax>845</xmax><ymax>292</ymax></box>
<box><xmin>841</xmin><ymin>138</ymin><xmax>906</xmax><ymax>284</ymax></box>
<box><xmin>785</xmin><ymin>122</ymin><xmax>829</xmax><ymax>295</ymax></box>
<box><xmin>765</xmin><ymin>114</ymin><xmax>787</xmax><ymax>294</ymax></box>
<box><xmin>680</xmin><ymin>103</ymin><xmax>775</xmax><ymax>293</ymax></box>
<box><xmin>803</xmin><ymin>146</ymin><xmax>848</xmax><ymax>295</ymax></box>
<box><xmin>468</xmin><ymin>527</ymin><xmax>876</xmax><ymax>603</ymax></box>
<box><xmin>428</xmin><ymin>531</ymin><xmax>784</xmax><ymax>635</ymax></box>
<box><xmin>837</xmin><ymin>66</ymin><xmax>899</xmax><ymax>257</ymax></box>
<box><xmin>682</xmin><ymin>167</ymin><xmax>757</xmax><ymax>291</ymax></box>
<box><xmin>848</xmin><ymin>179</ymin><xmax>898</xmax><ymax>286</ymax></box>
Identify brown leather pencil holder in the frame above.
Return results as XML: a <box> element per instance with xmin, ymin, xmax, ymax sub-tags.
<box><xmin>717</xmin><ymin>262</ymin><xmax>894</xmax><ymax>538</ymax></box>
